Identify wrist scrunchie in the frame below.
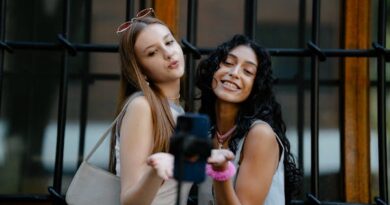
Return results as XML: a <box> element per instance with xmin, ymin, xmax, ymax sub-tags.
<box><xmin>206</xmin><ymin>161</ymin><xmax>236</xmax><ymax>181</ymax></box>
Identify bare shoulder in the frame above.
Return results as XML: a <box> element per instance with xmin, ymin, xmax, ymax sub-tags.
<box><xmin>119</xmin><ymin>95</ymin><xmax>153</xmax><ymax>142</ymax></box>
<box><xmin>126</xmin><ymin>95</ymin><xmax>151</xmax><ymax>115</ymax></box>
<box><xmin>247</xmin><ymin>122</ymin><xmax>276</xmax><ymax>142</ymax></box>
<box><xmin>243</xmin><ymin>122</ymin><xmax>279</xmax><ymax>155</ymax></box>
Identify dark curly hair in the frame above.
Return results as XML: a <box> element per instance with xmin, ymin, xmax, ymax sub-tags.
<box><xmin>196</xmin><ymin>34</ymin><xmax>302</xmax><ymax>203</ymax></box>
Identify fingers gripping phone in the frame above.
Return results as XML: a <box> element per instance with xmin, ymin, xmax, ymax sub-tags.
<box><xmin>169</xmin><ymin>113</ymin><xmax>212</xmax><ymax>183</ymax></box>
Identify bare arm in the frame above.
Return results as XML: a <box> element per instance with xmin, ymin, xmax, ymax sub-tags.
<box><xmin>212</xmin><ymin>124</ymin><xmax>280</xmax><ymax>205</ymax></box>
<box><xmin>119</xmin><ymin>96</ymin><xmax>164</xmax><ymax>205</ymax></box>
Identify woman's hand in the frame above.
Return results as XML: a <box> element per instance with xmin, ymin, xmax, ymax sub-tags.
<box><xmin>146</xmin><ymin>153</ymin><xmax>174</xmax><ymax>180</ymax></box>
<box><xmin>207</xmin><ymin>149</ymin><xmax>235</xmax><ymax>171</ymax></box>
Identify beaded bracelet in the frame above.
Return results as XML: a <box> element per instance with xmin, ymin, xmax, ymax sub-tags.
<box><xmin>205</xmin><ymin>161</ymin><xmax>236</xmax><ymax>181</ymax></box>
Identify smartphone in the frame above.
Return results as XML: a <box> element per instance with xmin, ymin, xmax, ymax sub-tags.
<box><xmin>169</xmin><ymin>113</ymin><xmax>212</xmax><ymax>183</ymax></box>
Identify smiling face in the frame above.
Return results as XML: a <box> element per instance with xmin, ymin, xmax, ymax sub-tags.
<box><xmin>212</xmin><ymin>45</ymin><xmax>258</xmax><ymax>103</ymax></box>
<box><xmin>134</xmin><ymin>23</ymin><xmax>185</xmax><ymax>84</ymax></box>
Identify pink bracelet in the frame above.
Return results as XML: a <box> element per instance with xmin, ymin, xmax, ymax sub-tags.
<box><xmin>206</xmin><ymin>161</ymin><xmax>236</xmax><ymax>181</ymax></box>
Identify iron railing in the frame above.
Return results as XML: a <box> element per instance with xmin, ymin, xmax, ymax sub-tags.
<box><xmin>0</xmin><ymin>0</ymin><xmax>388</xmax><ymax>205</ymax></box>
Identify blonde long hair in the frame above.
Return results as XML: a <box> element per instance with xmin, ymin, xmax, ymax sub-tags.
<box><xmin>109</xmin><ymin>17</ymin><xmax>177</xmax><ymax>172</ymax></box>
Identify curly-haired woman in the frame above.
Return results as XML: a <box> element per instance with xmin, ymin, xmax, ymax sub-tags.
<box><xmin>197</xmin><ymin>34</ymin><xmax>302</xmax><ymax>205</ymax></box>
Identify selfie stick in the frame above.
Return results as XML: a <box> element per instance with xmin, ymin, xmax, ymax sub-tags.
<box><xmin>175</xmin><ymin>145</ymin><xmax>184</xmax><ymax>205</ymax></box>
<box><xmin>170</xmin><ymin>114</ymin><xmax>212</xmax><ymax>205</ymax></box>
<box><xmin>172</xmin><ymin>134</ymin><xmax>211</xmax><ymax>205</ymax></box>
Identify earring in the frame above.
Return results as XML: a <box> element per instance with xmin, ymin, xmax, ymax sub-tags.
<box><xmin>144</xmin><ymin>75</ymin><xmax>149</xmax><ymax>85</ymax></box>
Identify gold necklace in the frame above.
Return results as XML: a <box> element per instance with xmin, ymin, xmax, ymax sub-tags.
<box><xmin>167</xmin><ymin>94</ymin><xmax>180</xmax><ymax>101</ymax></box>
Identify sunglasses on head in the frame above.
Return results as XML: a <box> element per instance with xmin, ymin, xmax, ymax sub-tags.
<box><xmin>116</xmin><ymin>8</ymin><xmax>155</xmax><ymax>34</ymax></box>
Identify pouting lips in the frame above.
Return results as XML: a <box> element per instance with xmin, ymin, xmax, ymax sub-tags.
<box><xmin>168</xmin><ymin>60</ymin><xmax>179</xmax><ymax>68</ymax></box>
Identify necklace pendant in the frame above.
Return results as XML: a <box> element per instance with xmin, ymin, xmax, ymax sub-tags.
<box><xmin>216</xmin><ymin>125</ymin><xmax>237</xmax><ymax>150</ymax></box>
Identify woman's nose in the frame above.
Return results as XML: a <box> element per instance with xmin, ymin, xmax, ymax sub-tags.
<box><xmin>162</xmin><ymin>47</ymin><xmax>174</xmax><ymax>60</ymax></box>
<box><xmin>228</xmin><ymin>66</ymin><xmax>240</xmax><ymax>78</ymax></box>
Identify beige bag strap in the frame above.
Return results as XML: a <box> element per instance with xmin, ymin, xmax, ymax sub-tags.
<box><xmin>85</xmin><ymin>92</ymin><xmax>141</xmax><ymax>161</ymax></box>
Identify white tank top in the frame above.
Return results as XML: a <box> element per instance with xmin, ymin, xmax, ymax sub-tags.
<box><xmin>198</xmin><ymin>120</ymin><xmax>285</xmax><ymax>205</ymax></box>
<box><xmin>114</xmin><ymin>92</ymin><xmax>192</xmax><ymax>205</ymax></box>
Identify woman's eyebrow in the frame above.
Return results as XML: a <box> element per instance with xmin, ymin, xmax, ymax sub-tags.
<box><xmin>163</xmin><ymin>33</ymin><xmax>172</xmax><ymax>40</ymax></box>
<box><xmin>142</xmin><ymin>33</ymin><xmax>172</xmax><ymax>53</ymax></box>
<box><xmin>228</xmin><ymin>53</ymin><xmax>257</xmax><ymax>67</ymax></box>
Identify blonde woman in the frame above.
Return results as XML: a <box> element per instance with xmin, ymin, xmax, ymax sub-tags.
<box><xmin>110</xmin><ymin>8</ymin><xmax>191</xmax><ymax>205</ymax></box>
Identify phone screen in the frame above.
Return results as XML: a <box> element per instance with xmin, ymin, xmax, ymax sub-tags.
<box><xmin>169</xmin><ymin>113</ymin><xmax>212</xmax><ymax>183</ymax></box>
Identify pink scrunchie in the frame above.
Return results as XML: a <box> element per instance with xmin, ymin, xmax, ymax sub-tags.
<box><xmin>206</xmin><ymin>161</ymin><xmax>236</xmax><ymax>181</ymax></box>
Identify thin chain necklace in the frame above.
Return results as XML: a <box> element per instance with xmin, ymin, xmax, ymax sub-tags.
<box><xmin>216</xmin><ymin>125</ymin><xmax>237</xmax><ymax>149</ymax></box>
<box><xmin>167</xmin><ymin>94</ymin><xmax>180</xmax><ymax>101</ymax></box>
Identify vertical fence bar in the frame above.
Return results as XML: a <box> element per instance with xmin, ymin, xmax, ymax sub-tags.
<box><xmin>377</xmin><ymin>0</ymin><xmax>388</xmax><ymax>202</ymax></box>
<box><xmin>244</xmin><ymin>0</ymin><xmax>257</xmax><ymax>39</ymax></box>
<box><xmin>339</xmin><ymin>0</ymin><xmax>346</xmax><ymax>200</ymax></box>
<box><xmin>0</xmin><ymin>0</ymin><xmax>6</xmax><ymax>113</ymax></box>
<box><xmin>140</xmin><ymin>0</ymin><xmax>146</xmax><ymax>10</ymax></box>
<box><xmin>185</xmin><ymin>0</ymin><xmax>197</xmax><ymax>112</ymax></box>
<box><xmin>52</xmin><ymin>0</ymin><xmax>71</xmax><ymax>198</ymax></box>
<box><xmin>310</xmin><ymin>0</ymin><xmax>320</xmax><ymax>198</ymax></box>
<box><xmin>297</xmin><ymin>0</ymin><xmax>306</xmax><ymax>175</ymax></box>
<box><xmin>126</xmin><ymin>0</ymin><xmax>134</xmax><ymax>21</ymax></box>
<box><xmin>77</xmin><ymin>0</ymin><xmax>92</xmax><ymax>168</ymax></box>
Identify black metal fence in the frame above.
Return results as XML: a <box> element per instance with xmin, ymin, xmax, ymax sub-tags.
<box><xmin>0</xmin><ymin>0</ymin><xmax>388</xmax><ymax>204</ymax></box>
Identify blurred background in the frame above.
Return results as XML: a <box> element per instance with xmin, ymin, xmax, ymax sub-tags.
<box><xmin>0</xmin><ymin>0</ymin><xmax>389</xmax><ymax>204</ymax></box>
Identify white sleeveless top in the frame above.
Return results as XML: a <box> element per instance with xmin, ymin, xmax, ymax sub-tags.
<box><xmin>114</xmin><ymin>92</ymin><xmax>192</xmax><ymax>205</ymax></box>
<box><xmin>198</xmin><ymin>120</ymin><xmax>285</xmax><ymax>205</ymax></box>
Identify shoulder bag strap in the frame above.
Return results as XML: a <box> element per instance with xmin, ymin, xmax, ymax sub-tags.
<box><xmin>85</xmin><ymin>92</ymin><xmax>142</xmax><ymax>161</ymax></box>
